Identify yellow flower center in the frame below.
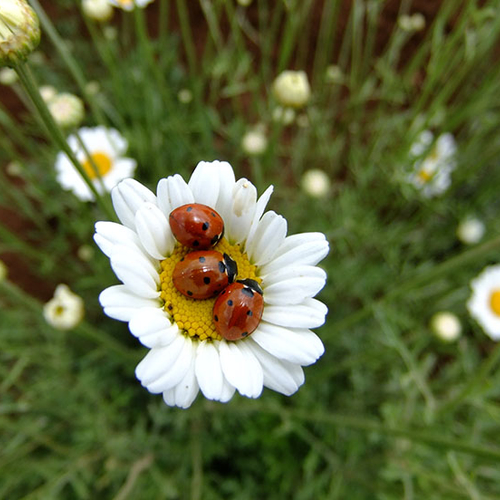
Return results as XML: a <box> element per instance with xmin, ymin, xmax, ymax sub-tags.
<box><xmin>82</xmin><ymin>151</ymin><xmax>112</xmax><ymax>180</ymax></box>
<box><xmin>417</xmin><ymin>168</ymin><xmax>433</xmax><ymax>183</ymax></box>
<box><xmin>489</xmin><ymin>290</ymin><xmax>500</xmax><ymax>317</ymax></box>
<box><xmin>159</xmin><ymin>238</ymin><xmax>260</xmax><ymax>341</ymax></box>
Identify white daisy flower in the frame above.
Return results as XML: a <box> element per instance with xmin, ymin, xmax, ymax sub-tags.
<box><xmin>55</xmin><ymin>126</ymin><xmax>137</xmax><ymax>201</ymax></box>
<box><xmin>94</xmin><ymin>160</ymin><xmax>329</xmax><ymax>409</ymax></box>
<box><xmin>43</xmin><ymin>284</ymin><xmax>85</xmax><ymax>331</ymax></box>
<box><xmin>467</xmin><ymin>265</ymin><xmax>500</xmax><ymax>340</ymax></box>
<box><xmin>241</xmin><ymin>126</ymin><xmax>268</xmax><ymax>156</ymax></box>
<box><xmin>302</xmin><ymin>169</ymin><xmax>331</xmax><ymax>198</ymax></box>
<box><xmin>430</xmin><ymin>311</ymin><xmax>461</xmax><ymax>343</ymax></box>
<box><xmin>108</xmin><ymin>0</ymin><xmax>154</xmax><ymax>11</ymax></box>
<box><xmin>456</xmin><ymin>217</ymin><xmax>485</xmax><ymax>245</ymax></box>
<box><xmin>272</xmin><ymin>70</ymin><xmax>311</xmax><ymax>108</ymax></box>
<box><xmin>407</xmin><ymin>130</ymin><xmax>457</xmax><ymax>197</ymax></box>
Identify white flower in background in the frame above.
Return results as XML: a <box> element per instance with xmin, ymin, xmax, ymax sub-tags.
<box><xmin>272</xmin><ymin>106</ymin><xmax>295</xmax><ymax>125</ymax></box>
<box><xmin>39</xmin><ymin>85</ymin><xmax>57</xmax><ymax>102</ymax></box>
<box><xmin>0</xmin><ymin>0</ymin><xmax>40</xmax><ymax>66</ymax></box>
<box><xmin>94</xmin><ymin>161</ymin><xmax>329</xmax><ymax>408</ymax></box>
<box><xmin>77</xmin><ymin>244</ymin><xmax>95</xmax><ymax>262</ymax></box>
<box><xmin>241</xmin><ymin>126</ymin><xmax>268</xmax><ymax>156</ymax></box>
<box><xmin>0</xmin><ymin>67</ymin><xmax>18</xmax><ymax>85</ymax></box>
<box><xmin>108</xmin><ymin>0</ymin><xmax>154</xmax><ymax>11</ymax></box>
<box><xmin>85</xmin><ymin>80</ymin><xmax>100</xmax><ymax>96</ymax></box>
<box><xmin>6</xmin><ymin>160</ymin><xmax>22</xmax><ymax>176</ymax></box>
<box><xmin>407</xmin><ymin>130</ymin><xmax>457</xmax><ymax>197</ymax></box>
<box><xmin>398</xmin><ymin>13</ymin><xmax>426</xmax><ymax>32</ymax></box>
<box><xmin>325</xmin><ymin>64</ymin><xmax>344</xmax><ymax>84</ymax></box>
<box><xmin>48</xmin><ymin>93</ymin><xmax>85</xmax><ymax>129</ymax></box>
<box><xmin>237</xmin><ymin>0</ymin><xmax>253</xmax><ymax>6</ymax></box>
<box><xmin>302</xmin><ymin>169</ymin><xmax>331</xmax><ymax>198</ymax></box>
<box><xmin>457</xmin><ymin>218</ymin><xmax>485</xmax><ymax>245</ymax></box>
<box><xmin>468</xmin><ymin>265</ymin><xmax>500</xmax><ymax>340</ymax></box>
<box><xmin>55</xmin><ymin>126</ymin><xmax>137</xmax><ymax>201</ymax></box>
<box><xmin>82</xmin><ymin>0</ymin><xmax>114</xmax><ymax>21</ymax></box>
<box><xmin>177</xmin><ymin>88</ymin><xmax>193</xmax><ymax>104</ymax></box>
<box><xmin>43</xmin><ymin>284</ymin><xmax>85</xmax><ymax>331</ymax></box>
<box><xmin>430</xmin><ymin>312</ymin><xmax>461</xmax><ymax>342</ymax></box>
<box><xmin>273</xmin><ymin>70</ymin><xmax>311</xmax><ymax>108</ymax></box>
<box><xmin>0</xmin><ymin>259</ymin><xmax>7</xmax><ymax>282</ymax></box>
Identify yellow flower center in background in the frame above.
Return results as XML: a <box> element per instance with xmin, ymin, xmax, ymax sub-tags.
<box><xmin>82</xmin><ymin>151</ymin><xmax>112</xmax><ymax>180</ymax></box>
<box><xmin>489</xmin><ymin>289</ymin><xmax>500</xmax><ymax>317</ymax></box>
<box><xmin>417</xmin><ymin>168</ymin><xmax>433</xmax><ymax>184</ymax></box>
<box><xmin>160</xmin><ymin>238</ymin><xmax>260</xmax><ymax>341</ymax></box>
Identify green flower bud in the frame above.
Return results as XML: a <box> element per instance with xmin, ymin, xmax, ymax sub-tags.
<box><xmin>0</xmin><ymin>0</ymin><xmax>41</xmax><ymax>67</ymax></box>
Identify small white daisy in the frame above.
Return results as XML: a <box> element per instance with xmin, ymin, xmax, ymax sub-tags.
<box><xmin>302</xmin><ymin>169</ymin><xmax>331</xmax><ymax>198</ymax></box>
<box><xmin>467</xmin><ymin>265</ymin><xmax>500</xmax><ymax>340</ymax></box>
<box><xmin>241</xmin><ymin>126</ymin><xmax>268</xmax><ymax>156</ymax></box>
<box><xmin>108</xmin><ymin>0</ymin><xmax>154</xmax><ymax>11</ymax></box>
<box><xmin>272</xmin><ymin>70</ymin><xmax>311</xmax><ymax>108</ymax></box>
<box><xmin>55</xmin><ymin>126</ymin><xmax>137</xmax><ymax>201</ymax></box>
<box><xmin>430</xmin><ymin>311</ymin><xmax>461</xmax><ymax>343</ymax></box>
<box><xmin>94</xmin><ymin>160</ymin><xmax>329</xmax><ymax>408</ymax></box>
<box><xmin>43</xmin><ymin>284</ymin><xmax>85</xmax><ymax>331</ymax></box>
<box><xmin>407</xmin><ymin>130</ymin><xmax>457</xmax><ymax>198</ymax></box>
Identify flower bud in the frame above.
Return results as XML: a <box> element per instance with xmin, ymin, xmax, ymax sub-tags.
<box><xmin>43</xmin><ymin>284</ymin><xmax>85</xmax><ymax>331</ymax></box>
<box><xmin>302</xmin><ymin>169</ymin><xmax>331</xmax><ymax>198</ymax></box>
<box><xmin>430</xmin><ymin>312</ymin><xmax>462</xmax><ymax>343</ymax></box>
<box><xmin>82</xmin><ymin>0</ymin><xmax>114</xmax><ymax>22</ymax></box>
<box><xmin>457</xmin><ymin>218</ymin><xmax>485</xmax><ymax>245</ymax></box>
<box><xmin>241</xmin><ymin>126</ymin><xmax>268</xmax><ymax>156</ymax></box>
<box><xmin>47</xmin><ymin>92</ymin><xmax>85</xmax><ymax>129</ymax></box>
<box><xmin>272</xmin><ymin>70</ymin><xmax>311</xmax><ymax>108</ymax></box>
<box><xmin>0</xmin><ymin>0</ymin><xmax>41</xmax><ymax>67</ymax></box>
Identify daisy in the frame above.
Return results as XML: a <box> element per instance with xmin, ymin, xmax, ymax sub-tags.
<box><xmin>94</xmin><ymin>160</ymin><xmax>329</xmax><ymax>408</ymax></box>
<box><xmin>43</xmin><ymin>284</ymin><xmax>85</xmax><ymax>331</ymax></box>
<box><xmin>407</xmin><ymin>130</ymin><xmax>457</xmax><ymax>198</ymax></box>
<box><xmin>272</xmin><ymin>70</ymin><xmax>311</xmax><ymax>108</ymax></box>
<box><xmin>467</xmin><ymin>265</ymin><xmax>500</xmax><ymax>340</ymax></box>
<box><xmin>108</xmin><ymin>0</ymin><xmax>154</xmax><ymax>11</ymax></box>
<box><xmin>55</xmin><ymin>126</ymin><xmax>137</xmax><ymax>201</ymax></box>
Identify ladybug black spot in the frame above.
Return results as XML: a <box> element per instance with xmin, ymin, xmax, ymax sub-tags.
<box><xmin>193</xmin><ymin>240</ymin><xmax>200</xmax><ymax>247</ymax></box>
<box><xmin>203</xmin><ymin>277</ymin><xmax>211</xmax><ymax>284</ymax></box>
<box><xmin>227</xmin><ymin>300</ymin><xmax>233</xmax><ymax>306</ymax></box>
<box><xmin>247</xmin><ymin>310</ymin><xmax>253</xmax><ymax>316</ymax></box>
<box><xmin>187</xmin><ymin>291</ymin><xmax>193</xmax><ymax>296</ymax></box>
<box><xmin>202</xmin><ymin>222</ymin><xmax>209</xmax><ymax>231</ymax></box>
<box><xmin>186</xmin><ymin>206</ymin><xmax>193</xmax><ymax>212</ymax></box>
<box><xmin>180</xmin><ymin>257</ymin><xmax>185</xmax><ymax>262</ymax></box>
<box><xmin>214</xmin><ymin>315</ymin><xmax>219</xmax><ymax>322</ymax></box>
<box><xmin>211</xmin><ymin>212</ymin><xmax>216</xmax><ymax>217</ymax></box>
<box><xmin>241</xmin><ymin>332</ymin><xmax>249</xmax><ymax>337</ymax></box>
<box><xmin>199</xmin><ymin>256</ymin><xmax>206</xmax><ymax>263</ymax></box>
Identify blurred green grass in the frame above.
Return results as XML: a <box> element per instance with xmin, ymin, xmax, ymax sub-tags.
<box><xmin>2</xmin><ymin>0</ymin><xmax>500</xmax><ymax>498</ymax></box>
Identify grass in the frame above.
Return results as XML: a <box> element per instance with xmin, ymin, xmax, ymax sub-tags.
<box><xmin>2</xmin><ymin>0</ymin><xmax>500</xmax><ymax>498</ymax></box>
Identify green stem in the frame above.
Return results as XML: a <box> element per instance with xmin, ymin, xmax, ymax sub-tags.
<box><xmin>175</xmin><ymin>0</ymin><xmax>197</xmax><ymax>76</ymax></box>
<box><xmin>13</xmin><ymin>62</ymin><xmax>115</xmax><ymax>220</ymax></box>
<box><xmin>29</xmin><ymin>0</ymin><xmax>107</xmax><ymax>127</ymax></box>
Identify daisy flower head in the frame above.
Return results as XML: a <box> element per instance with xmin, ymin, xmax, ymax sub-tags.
<box><xmin>94</xmin><ymin>161</ymin><xmax>329</xmax><ymax>409</ymax></box>
<box><xmin>108</xmin><ymin>0</ymin><xmax>154</xmax><ymax>11</ymax></box>
<box><xmin>407</xmin><ymin>130</ymin><xmax>457</xmax><ymax>198</ymax></box>
<box><xmin>467</xmin><ymin>265</ymin><xmax>500</xmax><ymax>340</ymax></box>
<box><xmin>43</xmin><ymin>284</ymin><xmax>85</xmax><ymax>331</ymax></box>
<box><xmin>55</xmin><ymin>126</ymin><xmax>137</xmax><ymax>201</ymax></box>
<box><xmin>272</xmin><ymin>70</ymin><xmax>311</xmax><ymax>108</ymax></box>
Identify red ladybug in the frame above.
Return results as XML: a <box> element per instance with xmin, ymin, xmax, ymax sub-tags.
<box><xmin>173</xmin><ymin>251</ymin><xmax>237</xmax><ymax>300</ymax></box>
<box><xmin>213</xmin><ymin>279</ymin><xmax>264</xmax><ymax>341</ymax></box>
<box><xmin>169</xmin><ymin>203</ymin><xmax>224</xmax><ymax>249</ymax></box>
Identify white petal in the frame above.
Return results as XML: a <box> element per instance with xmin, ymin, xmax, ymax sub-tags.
<box><xmin>188</xmin><ymin>161</ymin><xmax>221</xmax><ymax>208</ymax></box>
<box><xmin>111</xmin><ymin>179</ymin><xmax>157</xmax><ymax>230</ymax></box>
<box><xmin>246</xmin><ymin>340</ymin><xmax>305</xmax><ymax>396</ymax></box>
<box><xmin>94</xmin><ymin>221</ymin><xmax>142</xmax><ymax>258</ymax></box>
<box><xmin>128</xmin><ymin>307</ymin><xmax>178</xmax><ymax>348</ymax></box>
<box><xmin>195</xmin><ymin>340</ymin><xmax>225</xmax><ymax>400</ymax></box>
<box><xmin>99</xmin><ymin>285</ymin><xmax>161</xmax><ymax>322</ymax></box>
<box><xmin>225</xmin><ymin>179</ymin><xmax>257</xmax><ymax>245</ymax></box>
<box><xmin>243</xmin><ymin>185</ymin><xmax>274</xmax><ymax>246</ymax></box>
<box><xmin>135</xmin><ymin>335</ymin><xmax>186</xmax><ymax>388</ymax></box>
<box><xmin>162</xmin><ymin>353</ymin><xmax>199</xmax><ymax>409</ymax></box>
<box><xmin>262</xmin><ymin>265</ymin><xmax>327</xmax><ymax>305</ymax></box>
<box><xmin>212</xmin><ymin>162</ymin><xmax>236</xmax><ymax>224</ymax></box>
<box><xmin>245</xmin><ymin>211</ymin><xmax>287</xmax><ymax>266</ymax></box>
<box><xmin>219</xmin><ymin>340</ymin><xmax>263</xmax><ymax>398</ymax></box>
<box><xmin>251</xmin><ymin>321</ymin><xmax>325</xmax><ymax>365</ymax></box>
<box><xmin>156</xmin><ymin>174</ymin><xmax>194</xmax><ymax>217</ymax></box>
<box><xmin>110</xmin><ymin>246</ymin><xmax>160</xmax><ymax>299</ymax></box>
<box><xmin>260</xmin><ymin>233</ymin><xmax>329</xmax><ymax>275</ymax></box>
<box><xmin>135</xmin><ymin>202</ymin><xmax>176</xmax><ymax>259</ymax></box>
<box><xmin>262</xmin><ymin>298</ymin><xmax>328</xmax><ymax>328</ymax></box>
<box><xmin>146</xmin><ymin>336</ymin><xmax>194</xmax><ymax>393</ymax></box>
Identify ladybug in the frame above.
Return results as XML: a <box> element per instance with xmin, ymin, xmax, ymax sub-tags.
<box><xmin>213</xmin><ymin>279</ymin><xmax>264</xmax><ymax>341</ymax></box>
<box><xmin>169</xmin><ymin>203</ymin><xmax>224</xmax><ymax>249</ymax></box>
<box><xmin>172</xmin><ymin>251</ymin><xmax>237</xmax><ymax>300</ymax></box>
